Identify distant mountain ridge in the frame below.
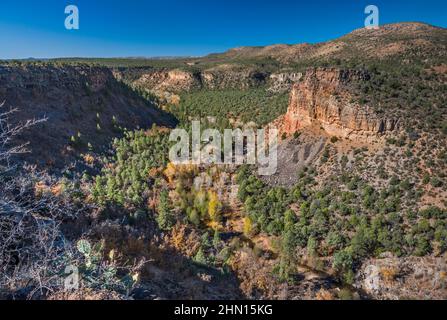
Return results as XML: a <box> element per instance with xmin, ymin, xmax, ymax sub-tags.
<box><xmin>109</xmin><ymin>22</ymin><xmax>447</xmax><ymax>93</ymax></box>
<box><xmin>205</xmin><ymin>22</ymin><xmax>446</xmax><ymax>65</ymax></box>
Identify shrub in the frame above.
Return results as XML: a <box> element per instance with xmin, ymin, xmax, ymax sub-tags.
<box><xmin>333</xmin><ymin>249</ymin><xmax>354</xmax><ymax>272</ymax></box>
<box><xmin>430</xmin><ymin>177</ymin><xmax>443</xmax><ymax>188</ymax></box>
<box><xmin>414</xmin><ymin>236</ymin><xmax>431</xmax><ymax>256</ymax></box>
<box><xmin>338</xmin><ymin>288</ymin><xmax>354</xmax><ymax>300</ymax></box>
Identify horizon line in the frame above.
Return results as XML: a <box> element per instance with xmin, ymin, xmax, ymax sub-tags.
<box><xmin>1</xmin><ymin>21</ymin><xmax>444</xmax><ymax>61</ymax></box>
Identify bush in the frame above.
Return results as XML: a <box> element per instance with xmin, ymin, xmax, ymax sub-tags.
<box><xmin>333</xmin><ymin>249</ymin><xmax>354</xmax><ymax>272</ymax></box>
<box><xmin>430</xmin><ymin>177</ymin><xmax>443</xmax><ymax>188</ymax></box>
<box><xmin>414</xmin><ymin>236</ymin><xmax>431</xmax><ymax>256</ymax></box>
<box><xmin>338</xmin><ymin>288</ymin><xmax>354</xmax><ymax>300</ymax></box>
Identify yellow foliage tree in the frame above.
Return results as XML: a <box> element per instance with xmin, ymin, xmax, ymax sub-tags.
<box><xmin>164</xmin><ymin>162</ymin><xmax>198</xmax><ymax>186</ymax></box>
<box><xmin>208</xmin><ymin>190</ymin><xmax>222</xmax><ymax>223</ymax></box>
<box><xmin>243</xmin><ymin>216</ymin><xmax>253</xmax><ymax>237</ymax></box>
<box><xmin>164</xmin><ymin>162</ymin><xmax>177</xmax><ymax>185</ymax></box>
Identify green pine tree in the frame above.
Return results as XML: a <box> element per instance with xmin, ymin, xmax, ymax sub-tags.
<box><xmin>156</xmin><ymin>190</ymin><xmax>175</xmax><ymax>231</ymax></box>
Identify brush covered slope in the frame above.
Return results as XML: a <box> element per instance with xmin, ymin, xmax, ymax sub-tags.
<box><xmin>1</xmin><ymin>22</ymin><xmax>446</xmax><ymax>300</ymax></box>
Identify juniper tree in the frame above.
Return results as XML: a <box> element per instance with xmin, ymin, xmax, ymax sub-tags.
<box><xmin>156</xmin><ymin>189</ymin><xmax>175</xmax><ymax>231</ymax></box>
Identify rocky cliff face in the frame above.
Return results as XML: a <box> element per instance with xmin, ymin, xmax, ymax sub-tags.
<box><xmin>200</xmin><ymin>65</ymin><xmax>268</xmax><ymax>90</ymax></box>
<box><xmin>273</xmin><ymin>68</ymin><xmax>400</xmax><ymax>138</ymax></box>
<box><xmin>0</xmin><ymin>64</ymin><xmax>175</xmax><ymax>170</ymax></box>
<box><xmin>119</xmin><ymin>66</ymin><xmax>290</xmax><ymax>93</ymax></box>
<box><xmin>132</xmin><ymin>69</ymin><xmax>202</xmax><ymax>92</ymax></box>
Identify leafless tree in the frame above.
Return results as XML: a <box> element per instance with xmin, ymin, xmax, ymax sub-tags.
<box><xmin>0</xmin><ymin>102</ymin><xmax>83</xmax><ymax>299</ymax></box>
<box><xmin>0</xmin><ymin>102</ymin><xmax>46</xmax><ymax>168</ymax></box>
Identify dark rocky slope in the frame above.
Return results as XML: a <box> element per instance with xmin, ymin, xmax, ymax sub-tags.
<box><xmin>0</xmin><ymin>64</ymin><xmax>176</xmax><ymax>170</ymax></box>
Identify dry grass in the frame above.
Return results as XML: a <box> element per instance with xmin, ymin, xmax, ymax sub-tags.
<box><xmin>380</xmin><ymin>267</ymin><xmax>400</xmax><ymax>283</ymax></box>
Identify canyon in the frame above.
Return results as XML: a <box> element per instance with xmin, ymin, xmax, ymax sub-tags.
<box><xmin>0</xmin><ymin>64</ymin><xmax>175</xmax><ymax>170</ymax></box>
<box><xmin>1</xmin><ymin>22</ymin><xmax>446</xmax><ymax>301</ymax></box>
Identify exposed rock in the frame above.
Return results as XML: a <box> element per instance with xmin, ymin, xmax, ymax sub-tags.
<box><xmin>272</xmin><ymin>68</ymin><xmax>400</xmax><ymax>139</ymax></box>
<box><xmin>131</xmin><ymin>65</ymin><xmax>269</xmax><ymax>93</ymax></box>
<box><xmin>133</xmin><ymin>69</ymin><xmax>202</xmax><ymax>92</ymax></box>
<box><xmin>355</xmin><ymin>255</ymin><xmax>447</xmax><ymax>300</ymax></box>
<box><xmin>362</xmin><ymin>265</ymin><xmax>382</xmax><ymax>293</ymax></box>
<box><xmin>262</xmin><ymin>133</ymin><xmax>327</xmax><ymax>187</ymax></box>
<box><xmin>268</xmin><ymin>72</ymin><xmax>303</xmax><ymax>93</ymax></box>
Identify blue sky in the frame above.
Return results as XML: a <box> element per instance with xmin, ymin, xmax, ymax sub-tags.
<box><xmin>0</xmin><ymin>0</ymin><xmax>446</xmax><ymax>59</ymax></box>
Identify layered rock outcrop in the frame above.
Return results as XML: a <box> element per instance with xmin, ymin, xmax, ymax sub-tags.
<box><xmin>119</xmin><ymin>66</ymin><xmax>300</xmax><ymax>93</ymax></box>
<box><xmin>130</xmin><ymin>66</ymin><xmax>269</xmax><ymax>92</ymax></box>
<box><xmin>274</xmin><ymin>68</ymin><xmax>399</xmax><ymax>138</ymax></box>
<box><xmin>133</xmin><ymin>69</ymin><xmax>202</xmax><ymax>92</ymax></box>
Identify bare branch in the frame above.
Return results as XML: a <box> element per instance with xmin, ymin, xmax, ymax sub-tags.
<box><xmin>0</xmin><ymin>102</ymin><xmax>47</xmax><ymax>167</ymax></box>
<box><xmin>0</xmin><ymin>104</ymin><xmax>84</xmax><ymax>299</ymax></box>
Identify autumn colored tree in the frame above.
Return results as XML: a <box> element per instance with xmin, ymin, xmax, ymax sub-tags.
<box><xmin>208</xmin><ymin>190</ymin><xmax>222</xmax><ymax>223</ymax></box>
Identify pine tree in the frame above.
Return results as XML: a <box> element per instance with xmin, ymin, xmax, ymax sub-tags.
<box><xmin>213</xmin><ymin>229</ymin><xmax>220</xmax><ymax>249</ymax></box>
<box><xmin>188</xmin><ymin>208</ymin><xmax>200</xmax><ymax>226</ymax></box>
<box><xmin>156</xmin><ymin>190</ymin><xmax>174</xmax><ymax>231</ymax></box>
<box><xmin>194</xmin><ymin>247</ymin><xmax>207</xmax><ymax>265</ymax></box>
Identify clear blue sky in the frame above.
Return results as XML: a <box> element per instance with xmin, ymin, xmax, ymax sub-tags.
<box><xmin>0</xmin><ymin>0</ymin><xmax>446</xmax><ymax>59</ymax></box>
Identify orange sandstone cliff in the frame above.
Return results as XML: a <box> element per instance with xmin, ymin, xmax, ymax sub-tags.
<box><xmin>273</xmin><ymin>68</ymin><xmax>400</xmax><ymax>138</ymax></box>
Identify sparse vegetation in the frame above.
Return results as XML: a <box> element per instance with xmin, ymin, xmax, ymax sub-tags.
<box><xmin>1</xmin><ymin>21</ymin><xmax>446</xmax><ymax>301</ymax></box>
